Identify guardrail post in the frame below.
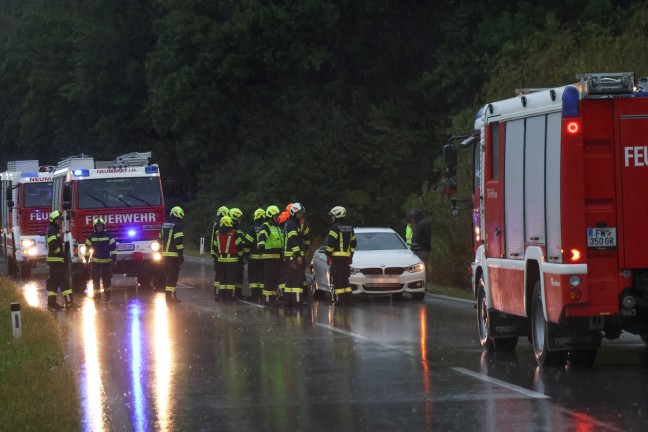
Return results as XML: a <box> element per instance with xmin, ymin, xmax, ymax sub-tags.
<box><xmin>200</xmin><ymin>237</ymin><xmax>204</xmax><ymax>255</ymax></box>
<box><xmin>11</xmin><ymin>302</ymin><xmax>21</xmax><ymax>339</ymax></box>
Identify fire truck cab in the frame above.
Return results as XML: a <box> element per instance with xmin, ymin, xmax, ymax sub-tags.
<box><xmin>51</xmin><ymin>152</ymin><xmax>165</xmax><ymax>293</ymax></box>
<box><xmin>444</xmin><ymin>72</ymin><xmax>648</xmax><ymax>366</ymax></box>
<box><xmin>1</xmin><ymin>160</ymin><xmax>53</xmax><ymax>278</ymax></box>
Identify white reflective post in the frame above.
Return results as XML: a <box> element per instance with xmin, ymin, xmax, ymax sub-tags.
<box><xmin>11</xmin><ymin>303</ymin><xmax>21</xmax><ymax>339</ymax></box>
<box><xmin>200</xmin><ymin>237</ymin><xmax>205</xmax><ymax>255</ymax></box>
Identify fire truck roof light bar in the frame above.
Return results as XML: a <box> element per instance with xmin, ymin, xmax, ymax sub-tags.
<box><xmin>145</xmin><ymin>165</ymin><xmax>159</xmax><ymax>174</ymax></box>
<box><xmin>73</xmin><ymin>169</ymin><xmax>90</xmax><ymax>177</ymax></box>
<box><xmin>20</xmin><ymin>172</ymin><xmax>39</xmax><ymax>178</ymax></box>
<box><xmin>577</xmin><ymin>72</ymin><xmax>634</xmax><ymax>96</ymax></box>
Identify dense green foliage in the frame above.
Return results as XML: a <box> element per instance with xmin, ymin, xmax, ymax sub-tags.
<box><xmin>2</xmin><ymin>0</ymin><xmax>647</xmax><ymax>287</ymax></box>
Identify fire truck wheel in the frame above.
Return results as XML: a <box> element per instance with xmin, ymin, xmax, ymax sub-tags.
<box><xmin>477</xmin><ymin>281</ymin><xmax>518</xmax><ymax>352</ymax></box>
<box><xmin>531</xmin><ymin>282</ymin><xmax>567</xmax><ymax>366</ymax></box>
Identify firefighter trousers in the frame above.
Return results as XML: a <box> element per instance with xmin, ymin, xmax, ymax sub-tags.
<box><xmin>218</xmin><ymin>260</ymin><xmax>238</xmax><ymax>301</ymax></box>
<box><xmin>331</xmin><ymin>257</ymin><xmax>353</xmax><ymax>304</ymax></box>
<box><xmin>247</xmin><ymin>258</ymin><xmax>264</xmax><ymax>302</ymax></box>
<box><xmin>46</xmin><ymin>262</ymin><xmax>72</xmax><ymax>304</ymax></box>
<box><xmin>91</xmin><ymin>262</ymin><xmax>113</xmax><ymax>296</ymax></box>
<box><xmin>284</xmin><ymin>260</ymin><xmax>306</xmax><ymax>307</ymax></box>
<box><xmin>263</xmin><ymin>258</ymin><xmax>282</xmax><ymax>304</ymax></box>
<box><xmin>163</xmin><ymin>256</ymin><xmax>181</xmax><ymax>293</ymax></box>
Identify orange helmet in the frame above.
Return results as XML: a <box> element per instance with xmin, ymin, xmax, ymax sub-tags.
<box><xmin>278</xmin><ymin>211</ymin><xmax>290</xmax><ymax>224</ymax></box>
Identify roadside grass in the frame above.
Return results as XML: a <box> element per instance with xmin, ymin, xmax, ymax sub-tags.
<box><xmin>0</xmin><ymin>277</ymin><xmax>80</xmax><ymax>431</ymax></box>
<box><xmin>427</xmin><ymin>282</ymin><xmax>475</xmax><ymax>301</ymax></box>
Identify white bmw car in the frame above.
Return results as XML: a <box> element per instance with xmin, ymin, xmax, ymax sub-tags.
<box><xmin>310</xmin><ymin>227</ymin><xmax>426</xmax><ymax>300</ymax></box>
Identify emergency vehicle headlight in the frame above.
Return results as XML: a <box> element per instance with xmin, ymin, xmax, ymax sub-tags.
<box><xmin>145</xmin><ymin>165</ymin><xmax>159</xmax><ymax>174</ymax></box>
<box><xmin>150</xmin><ymin>242</ymin><xmax>160</xmax><ymax>252</ymax></box>
<box><xmin>28</xmin><ymin>247</ymin><xmax>37</xmax><ymax>255</ymax></box>
<box><xmin>79</xmin><ymin>245</ymin><xmax>87</xmax><ymax>255</ymax></box>
<box><xmin>21</xmin><ymin>239</ymin><xmax>36</xmax><ymax>248</ymax></box>
<box><xmin>73</xmin><ymin>169</ymin><xmax>89</xmax><ymax>177</ymax></box>
<box><xmin>408</xmin><ymin>263</ymin><xmax>425</xmax><ymax>273</ymax></box>
<box><xmin>350</xmin><ymin>267</ymin><xmax>360</xmax><ymax>275</ymax></box>
<box><xmin>569</xmin><ymin>275</ymin><xmax>581</xmax><ymax>287</ymax></box>
<box><xmin>128</xmin><ymin>229</ymin><xmax>136</xmax><ymax>238</ymax></box>
<box><xmin>153</xmin><ymin>252</ymin><xmax>161</xmax><ymax>261</ymax></box>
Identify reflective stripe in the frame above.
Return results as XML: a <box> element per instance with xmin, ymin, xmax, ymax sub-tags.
<box><xmin>262</xmin><ymin>253</ymin><xmax>281</xmax><ymax>259</ymax></box>
<box><xmin>332</xmin><ymin>251</ymin><xmax>351</xmax><ymax>257</ymax></box>
<box><xmin>92</xmin><ymin>258</ymin><xmax>112</xmax><ymax>263</ymax></box>
<box><xmin>162</xmin><ymin>252</ymin><xmax>179</xmax><ymax>257</ymax></box>
<box><xmin>173</xmin><ymin>232</ymin><xmax>183</xmax><ymax>239</ymax></box>
<box><xmin>46</xmin><ymin>257</ymin><xmax>65</xmax><ymax>263</ymax></box>
<box><xmin>165</xmin><ymin>227</ymin><xmax>174</xmax><ymax>253</ymax></box>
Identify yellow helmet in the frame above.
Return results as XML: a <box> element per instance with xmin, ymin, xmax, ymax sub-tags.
<box><xmin>93</xmin><ymin>217</ymin><xmax>106</xmax><ymax>229</ymax></box>
<box><xmin>219</xmin><ymin>215</ymin><xmax>233</xmax><ymax>227</ymax></box>
<box><xmin>217</xmin><ymin>206</ymin><xmax>229</xmax><ymax>217</ymax></box>
<box><xmin>49</xmin><ymin>210</ymin><xmax>62</xmax><ymax>222</ymax></box>
<box><xmin>229</xmin><ymin>208</ymin><xmax>243</xmax><ymax>221</ymax></box>
<box><xmin>170</xmin><ymin>206</ymin><xmax>185</xmax><ymax>219</ymax></box>
<box><xmin>253</xmin><ymin>208</ymin><xmax>266</xmax><ymax>220</ymax></box>
<box><xmin>265</xmin><ymin>205</ymin><xmax>280</xmax><ymax>217</ymax></box>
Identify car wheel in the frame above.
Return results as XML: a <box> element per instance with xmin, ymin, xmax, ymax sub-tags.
<box><xmin>411</xmin><ymin>292</ymin><xmax>425</xmax><ymax>301</ymax></box>
<box><xmin>310</xmin><ymin>270</ymin><xmax>325</xmax><ymax>300</ymax></box>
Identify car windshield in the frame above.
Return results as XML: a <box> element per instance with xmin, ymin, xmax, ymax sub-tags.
<box><xmin>23</xmin><ymin>182</ymin><xmax>53</xmax><ymax>208</ymax></box>
<box><xmin>355</xmin><ymin>232</ymin><xmax>407</xmax><ymax>251</ymax></box>
<box><xmin>77</xmin><ymin>177</ymin><xmax>162</xmax><ymax>209</ymax></box>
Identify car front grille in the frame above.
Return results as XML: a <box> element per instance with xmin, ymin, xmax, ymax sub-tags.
<box><xmin>363</xmin><ymin>284</ymin><xmax>403</xmax><ymax>292</ymax></box>
<box><xmin>384</xmin><ymin>267</ymin><xmax>405</xmax><ymax>275</ymax></box>
<box><xmin>361</xmin><ymin>268</ymin><xmax>383</xmax><ymax>275</ymax></box>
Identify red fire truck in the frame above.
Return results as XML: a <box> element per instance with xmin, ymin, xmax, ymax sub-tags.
<box><xmin>51</xmin><ymin>152</ymin><xmax>165</xmax><ymax>292</ymax></box>
<box><xmin>444</xmin><ymin>72</ymin><xmax>648</xmax><ymax>366</ymax></box>
<box><xmin>1</xmin><ymin>160</ymin><xmax>53</xmax><ymax>278</ymax></box>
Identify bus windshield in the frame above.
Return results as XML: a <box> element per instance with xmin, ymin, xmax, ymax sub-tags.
<box><xmin>23</xmin><ymin>182</ymin><xmax>53</xmax><ymax>208</ymax></box>
<box><xmin>77</xmin><ymin>177</ymin><xmax>162</xmax><ymax>209</ymax></box>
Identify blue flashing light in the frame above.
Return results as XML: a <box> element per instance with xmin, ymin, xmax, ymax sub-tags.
<box><xmin>73</xmin><ymin>168</ymin><xmax>90</xmax><ymax>177</ymax></box>
<box><xmin>20</xmin><ymin>172</ymin><xmax>39</xmax><ymax>178</ymax></box>
<box><xmin>128</xmin><ymin>229</ymin><xmax>137</xmax><ymax>238</ymax></box>
<box><xmin>145</xmin><ymin>165</ymin><xmax>159</xmax><ymax>174</ymax></box>
<box><xmin>562</xmin><ymin>85</ymin><xmax>580</xmax><ymax>118</ymax></box>
<box><xmin>476</xmin><ymin>106</ymin><xmax>485</xmax><ymax>121</ymax></box>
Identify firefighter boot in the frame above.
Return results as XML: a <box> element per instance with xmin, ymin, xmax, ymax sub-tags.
<box><xmin>166</xmin><ymin>291</ymin><xmax>181</xmax><ymax>304</ymax></box>
<box><xmin>47</xmin><ymin>295</ymin><xmax>64</xmax><ymax>311</ymax></box>
<box><xmin>64</xmin><ymin>294</ymin><xmax>82</xmax><ymax>310</ymax></box>
<box><xmin>104</xmin><ymin>289</ymin><xmax>111</xmax><ymax>303</ymax></box>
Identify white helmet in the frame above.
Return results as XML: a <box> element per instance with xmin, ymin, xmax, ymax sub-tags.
<box><xmin>290</xmin><ymin>202</ymin><xmax>306</xmax><ymax>216</ymax></box>
<box><xmin>329</xmin><ymin>206</ymin><xmax>347</xmax><ymax>219</ymax></box>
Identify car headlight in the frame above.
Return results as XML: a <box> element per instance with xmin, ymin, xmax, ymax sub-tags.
<box><xmin>21</xmin><ymin>239</ymin><xmax>36</xmax><ymax>248</ymax></box>
<box><xmin>350</xmin><ymin>267</ymin><xmax>360</xmax><ymax>275</ymax></box>
<box><xmin>407</xmin><ymin>263</ymin><xmax>425</xmax><ymax>273</ymax></box>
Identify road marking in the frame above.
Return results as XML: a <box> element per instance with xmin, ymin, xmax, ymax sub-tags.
<box><xmin>451</xmin><ymin>367</ymin><xmax>549</xmax><ymax>399</ymax></box>
<box><xmin>316</xmin><ymin>323</ymin><xmax>369</xmax><ymax>340</ymax></box>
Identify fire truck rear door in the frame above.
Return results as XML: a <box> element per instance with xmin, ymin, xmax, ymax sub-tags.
<box><xmin>618</xmin><ymin>112</ymin><xmax>648</xmax><ymax>268</ymax></box>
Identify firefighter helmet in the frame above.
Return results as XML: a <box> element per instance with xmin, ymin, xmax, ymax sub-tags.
<box><xmin>217</xmin><ymin>206</ymin><xmax>229</xmax><ymax>217</ymax></box>
<box><xmin>266</xmin><ymin>205</ymin><xmax>280</xmax><ymax>217</ymax></box>
<box><xmin>253</xmin><ymin>208</ymin><xmax>266</xmax><ymax>220</ymax></box>
<box><xmin>219</xmin><ymin>216</ymin><xmax>233</xmax><ymax>227</ymax></box>
<box><xmin>290</xmin><ymin>202</ymin><xmax>306</xmax><ymax>215</ymax></box>
<box><xmin>93</xmin><ymin>217</ymin><xmax>106</xmax><ymax>229</ymax></box>
<box><xmin>50</xmin><ymin>210</ymin><xmax>63</xmax><ymax>222</ymax></box>
<box><xmin>229</xmin><ymin>208</ymin><xmax>243</xmax><ymax>221</ymax></box>
<box><xmin>170</xmin><ymin>206</ymin><xmax>185</xmax><ymax>219</ymax></box>
<box><xmin>329</xmin><ymin>206</ymin><xmax>347</xmax><ymax>219</ymax></box>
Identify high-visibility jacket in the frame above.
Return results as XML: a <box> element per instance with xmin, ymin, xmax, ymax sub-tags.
<box><xmin>46</xmin><ymin>222</ymin><xmax>65</xmax><ymax>263</ymax></box>
<box><xmin>244</xmin><ymin>220</ymin><xmax>264</xmax><ymax>260</ymax></box>
<box><xmin>326</xmin><ymin>219</ymin><xmax>356</xmax><ymax>258</ymax></box>
<box><xmin>158</xmin><ymin>216</ymin><xmax>184</xmax><ymax>258</ymax></box>
<box><xmin>284</xmin><ymin>216</ymin><xmax>305</xmax><ymax>259</ymax></box>
<box><xmin>405</xmin><ymin>223</ymin><xmax>413</xmax><ymax>249</ymax></box>
<box><xmin>258</xmin><ymin>219</ymin><xmax>284</xmax><ymax>259</ymax></box>
<box><xmin>210</xmin><ymin>215</ymin><xmax>223</xmax><ymax>257</ymax></box>
<box><xmin>215</xmin><ymin>227</ymin><xmax>243</xmax><ymax>262</ymax></box>
<box><xmin>84</xmin><ymin>231</ymin><xmax>117</xmax><ymax>263</ymax></box>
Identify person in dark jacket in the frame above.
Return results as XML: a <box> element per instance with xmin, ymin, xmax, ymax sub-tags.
<box><xmin>325</xmin><ymin>206</ymin><xmax>356</xmax><ymax>305</ymax></box>
<box><xmin>244</xmin><ymin>208</ymin><xmax>266</xmax><ymax>303</ymax></box>
<box><xmin>158</xmin><ymin>206</ymin><xmax>185</xmax><ymax>304</ymax></box>
<box><xmin>45</xmin><ymin>210</ymin><xmax>80</xmax><ymax>310</ymax></box>
<box><xmin>412</xmin><ymin>209</ymin><xmax>431</xmax><ymax>272</ymax></box>
<box><xmin>283</xmin><ymin>203</ymin><xmax>307</xmax><ymax>307</ymax></box>
<box><xmin>83</xmin><ymin>217</ymin><xmax>117</xmax><ymax>303</ymax></box>
<box><xmin>211</xmin><ymin>206</ymin><xmax>229</xmax><ymax>302</ymax></box>
<box><xmin>214</xmin><ymin>215</ymin><xmax>243</xmax><ymax>302</ymax></box>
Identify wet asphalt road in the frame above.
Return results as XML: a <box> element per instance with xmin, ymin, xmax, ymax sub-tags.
<box><xmin>15</xmin><ymin>256</ymin><xmax>648</xmax><ymax>431</ymax></box>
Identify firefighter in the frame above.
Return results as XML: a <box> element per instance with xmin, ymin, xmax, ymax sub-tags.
<box><xmin>326</xmin><ymin>206</ymin><xmax>356</xmax><ymax>305</ymax></box>
<box><xmin>159</xmin><ymin>206</ymin><xmax>185</xmax><ymax>304</ymax></box>
<box><xmin>45</xmin><ymin>211</ymin><xmax>79</xmax><ymax>310</ymax></box>
<box><xmin>214</xmin><ymin>215</ymin><xmax>243</xmax><ymax>302</ymax></box>
<box><xmin>211</xmin><ymin>205</ymin><xmax>229</xmax><ymax>302</ymax></box>
<box><xmin>278</xmin><ymin>203</ymin><xmax>292</xmax><ymax>228</ymax></box>
<box><xmin>283</xmin><ymin>203</ymin><xmax>308</xmax><ymax>307</ymax></box>
<box><xmin>83</xmin><ymin>218</ymin><xmax>117</xmax><ymax>303</ymax></box>
<box><xmin>258</xmin><ymin>205</ymin><xmax>284</xmax><ymax>306</ymax></box>
<box><xmin>244</xmin><ymin>208</ymin><xmax>266</xmax><ymax>303</ymax></box>
<box><xmin>277</xmin><ymin>202</ymin><xmax>293</xmax><ymax>302</ymax></box>
<box><xmin>228</xmin><ymin>208</ymin><xmax>245</xmax><ymax>299</ymax></box>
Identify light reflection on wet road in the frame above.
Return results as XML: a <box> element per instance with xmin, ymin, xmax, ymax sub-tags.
<box><xmin>18</xmin><ymin>258</ymin><xmax>648</xmax><ymax>431</ymax></box>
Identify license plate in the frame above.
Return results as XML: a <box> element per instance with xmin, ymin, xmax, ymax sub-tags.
<box><xmin>587</xmin><ymin>227</ymin><xmax>617</xmax><ymax>248</ymax></box>
<box><xmin>365</xmin><ymin>277</ymin><xmax>398</xmax><ymax>284</ymax></box>
<box><xmin>116</xmin><ymin>243</ymin><xmax>135</xmax><ymax>251</ymax></box>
